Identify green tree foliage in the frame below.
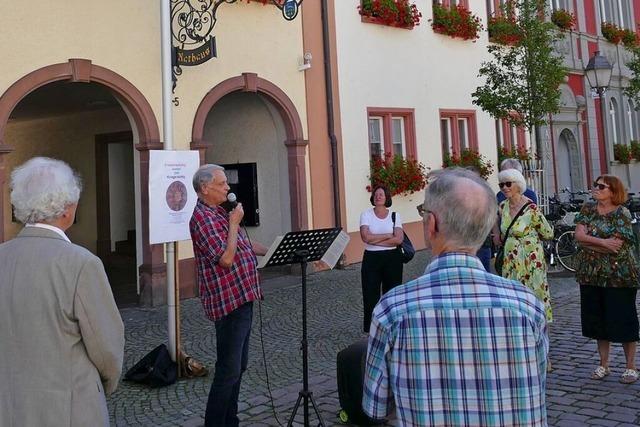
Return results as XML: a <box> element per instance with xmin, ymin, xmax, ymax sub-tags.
<box><xmin>624</xmin><ymin>48</ymin><xmax>640</xmax><ymax>106</ymax></box>
<box><xmin>472</xmin><ymin>0</ymin><xmax>566</xmax><ymax>132</ymax></box>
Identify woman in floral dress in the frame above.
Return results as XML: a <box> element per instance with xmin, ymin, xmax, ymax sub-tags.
<box><xmin>574</xmin><ymin>175</ymin><xmax>640</xmax><ymax>384</ymax></box>
<box><xmin>494</xmin><ymin>169</ymin><xmax>554</xmax><ymax>322</ymax></box>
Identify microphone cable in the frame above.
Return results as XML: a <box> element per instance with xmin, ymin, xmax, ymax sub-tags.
<box><xmin>242</xmin><ymin>224</ymin><xmax>285</xmax><ymax>427</ymax></box>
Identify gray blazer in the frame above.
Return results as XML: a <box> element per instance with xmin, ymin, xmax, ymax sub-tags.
<box><xmin>0</xmin><ymin>227</ymin><xmax>125</xmax><ymax>427</ymax></box>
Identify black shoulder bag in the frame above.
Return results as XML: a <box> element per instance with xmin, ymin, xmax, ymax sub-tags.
<box><xmin>494</xmin><ymin>201</ymin><xmax>532</xmax><ymax>276</ymax></box>
<box><xmin>392</xmin><ymin>212</ymin><xmax>415</xmax><ymax>264</ymax></box>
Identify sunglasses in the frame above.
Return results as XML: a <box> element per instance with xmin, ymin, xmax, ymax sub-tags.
<box><xmin>593</xmin><ymin>181</ymin><xmax>610</xmax><ymax>191</ymax></box>
<box><xmin>498</xmin><ymin>181</ymin><xmax>513</xmax><ymax>189</ymax></box>
<box><xmin>416</xmin><ymin>203</ymin><xmax>426</xmax><ymax>217</ymax></box>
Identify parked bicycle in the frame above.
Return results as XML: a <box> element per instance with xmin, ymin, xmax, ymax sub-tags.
<box><xmin>625</xmin><ymin>192</ymin><xmax>640</xmax><ymax>257</ymax></box>
<box><xmin>542</xmin><ymin>191</ymin><xmax>588</xmax><ymax>272</ymax></box>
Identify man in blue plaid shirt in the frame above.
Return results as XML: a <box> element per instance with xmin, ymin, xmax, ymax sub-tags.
<box><xmin>363</xmin><ymin>168</ymin><xmax>549</xmax><ymax>426</ymax></box>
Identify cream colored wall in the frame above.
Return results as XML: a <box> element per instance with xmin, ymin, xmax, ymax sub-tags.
<box><xmin>171</xmin><ymin>3</ymin><xmax>308</xmax><ymax>150</ymax></box>
<box><xmin>1</xmin><ymin>1</ymin><xmax>309</xmax><ymax>262</ymax></box>
<box><xmin>4</xmin><ymin>108</ymin><xmax>131</xmax><ymax>252</ymax></box>
<box><xmin>0</xmin><ymin>1</ymin><xmax>162</xmax><ymax>125</ymax></box>
<box><xmin>334</xmin><ymin>0</ymin><xmax>499</xmax><ymax>233</ymax></box>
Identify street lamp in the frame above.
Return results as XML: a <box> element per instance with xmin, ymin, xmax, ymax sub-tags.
<box><xmin>584</xmin><ymin>50</ymin><xmax>614</xmax><ymax>171</ymax></box>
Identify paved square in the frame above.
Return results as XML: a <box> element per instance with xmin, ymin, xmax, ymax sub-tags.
<box><xmin>109</xmin><ymin>251</ymin><xmax>640</xmax><ymax>426</ymax></box>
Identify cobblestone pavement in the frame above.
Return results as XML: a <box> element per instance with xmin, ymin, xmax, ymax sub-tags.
<box><xmin>109</xmin><ymin>251</ymin><xmax>640</xmax><ymax>426</ymax></box>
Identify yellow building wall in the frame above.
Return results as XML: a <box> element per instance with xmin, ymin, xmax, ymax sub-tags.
<box><xmin>0</xmin><ymin>1</ymin><xmax>309</xmax><ymax>262</ymax></box>
<box><xmin>0</xmin><ymin>2</ymin><xmax>307</xmax><ymax>144</ymax></box>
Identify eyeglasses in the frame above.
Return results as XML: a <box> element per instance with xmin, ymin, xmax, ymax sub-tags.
<box><xmin>417</xmin><ymin>205</ymin><xmax>439</xmax><ymax>231</ymax></box>
<box><xmin>498</xmin><ymin>181</ymin><xmax>513</xmax><ymax>189</ymax></box>
<box><xmin>593</xmin><ymin>181</ymin><xmax>610</xmax><ymax>191</ymax></box>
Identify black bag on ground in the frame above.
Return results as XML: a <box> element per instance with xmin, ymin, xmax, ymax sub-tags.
<box><xmin>392</xmin><ymin>212</ymin><xmax>415</xmax><ymax>264</ymax></box>
<box><xmin>124</xmin><ymin>344</ymin><xmax>177</xmax><ymax>388</ymax></box>
<box><xmin>336</xmin><ymin>339</ymin><xmax>383</xmax><ymax>426</ymax></box>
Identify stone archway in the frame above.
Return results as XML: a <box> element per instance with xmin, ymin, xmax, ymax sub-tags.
<box><xmin>0</xmin><ymin>59</ymin><xmax>164</xmax><ymax>304</ymax></box>
<box><xmin>191</xmin><ymin>73</ymin><xmax>309</xmax><ymax>230</ymax></box>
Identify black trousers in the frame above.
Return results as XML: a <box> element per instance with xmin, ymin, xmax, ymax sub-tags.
<box><xmin>361</xmin><ymin>249</ymin><xmax>403</xmax><ymax>332</ymax></box>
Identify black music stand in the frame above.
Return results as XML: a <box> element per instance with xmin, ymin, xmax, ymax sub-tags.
<box><xmin>262</xmin><ymin>228</ymin><xmax>343</xmax><ymax>427</ymax></box>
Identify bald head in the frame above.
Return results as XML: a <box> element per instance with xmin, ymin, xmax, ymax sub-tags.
<box><xmin>424</xmin><ymin>168</ymin><xmax>497</xmax><ymax>251</ymax></box>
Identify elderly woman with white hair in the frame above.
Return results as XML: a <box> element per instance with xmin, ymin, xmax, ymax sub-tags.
<box><xmin>494</xmin><ymin>168</ymin><xmax>554</xmax><ymax>323</ymax></box>
<box><xmin>0</xmin><ymin>157</ymin><xmax>124</xmax><ymax>426</ymax></box>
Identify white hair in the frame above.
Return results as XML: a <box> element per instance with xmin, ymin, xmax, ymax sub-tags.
<box><xmin>424</xmin><ymin>168</ymin><xmax>497</xmax><ymax>250</ymax></box>
<box><xmin>192</xmin><ymin>164</ymin><xmax>225</xmax><ymax>193</ymax></box>
<box><xmin>500</xmin><ymin>158</ymin><xmax>524</xmax><ymax>173</ymax></box>
<box><xmin>10</xmin><ymin>157</ymin><xmax>82</xmax><ymax>224</ymax></box>
<box><xmin>498</xmin><ymin>169</ymin><xmax>527</xmax><ymax>195</ymax></box>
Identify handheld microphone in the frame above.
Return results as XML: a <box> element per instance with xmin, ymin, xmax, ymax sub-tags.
<box><xmin>222</xmin><ymin>192</ymin><xmax>238</xmax><ymax>212</ymax></box>
<box><xmin>227</xmin><ymin>192</ymin><xmax>238</xmax><ymax>208</ymax></box>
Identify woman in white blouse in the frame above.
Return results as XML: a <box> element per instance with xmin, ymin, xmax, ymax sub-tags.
<box><xmin>359</xmin><ymin>185</ymin><xmax>404</xmax><ymax>332</ymax></box>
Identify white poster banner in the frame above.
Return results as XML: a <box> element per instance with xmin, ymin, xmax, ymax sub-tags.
<box><xmin>149</xmin><ymin>150</ymin><xmax>200</xmax><ymax>244</ymax></box>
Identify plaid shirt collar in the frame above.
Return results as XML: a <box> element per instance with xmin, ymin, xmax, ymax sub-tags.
<box><xmin>424</xmin><ymin>251</ymin><xmax>485</xmax><ymax>274</ymax></box>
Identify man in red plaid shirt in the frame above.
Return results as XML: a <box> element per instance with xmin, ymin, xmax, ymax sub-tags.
<box><xmin>190</xmin><ymin>164</ymin><xmax>268</xmax><ymax>427</ymax></box>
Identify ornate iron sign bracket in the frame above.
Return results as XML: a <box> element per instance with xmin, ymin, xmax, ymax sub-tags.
<box><xmin>170</xmin><ymin>0</ymin><xmax>304</xmax><ymax>91</ymax></box>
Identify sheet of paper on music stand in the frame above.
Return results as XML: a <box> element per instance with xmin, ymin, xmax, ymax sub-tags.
<box><xmin>257</xmin><ymin>230</ymin><xmax>350</xmax><ymax>269</ymax></box>
<box><xmin>257</xmin><ymin>236</ymin><xmax>284</xmax><ymax>269</ymax></box>
<box><xmin>320</xmin><ymin>230</ymin><xmax>350</xmax><ymax>268</ymax></box>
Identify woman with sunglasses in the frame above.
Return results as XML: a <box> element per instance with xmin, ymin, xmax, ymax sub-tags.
<box><xmin>359</xmin><ymin>184</ymin><xmax>404</xmax><ymax>333</ymax></box>
<box><xmin>494</xmin><ymin>169</ymin><xmax>554</xmax><ymax>324</ymax></box>
<box><xmin>574</xmin><ymin>175</ymin><xmax>640</xmax><ymax>384</ymax></box>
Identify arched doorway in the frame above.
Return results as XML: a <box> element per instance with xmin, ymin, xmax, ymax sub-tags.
<box><xmin>0</xmin><ymin>59</ymin><xmax>163</xmax><ymax>306</ymax></box>
<box><xmin>202</xmin><ymin>92</ymin><xmax>291</xmax><ymax>244</ymax></box>
<box><xmin>556</xmin><ymin>128</ymin><xmax>583</xmax><ymax>195</ymax></box>
<box><xmin>192</xmin><ymin>73</ymin><xmax>309</xmax><ymax>232</ymax></box>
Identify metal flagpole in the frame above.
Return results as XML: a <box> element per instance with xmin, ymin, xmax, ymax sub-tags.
<box><xmin>161</xmin><ymin>0</ymin><xmax>177</xmax><ymax>362</ymax></box>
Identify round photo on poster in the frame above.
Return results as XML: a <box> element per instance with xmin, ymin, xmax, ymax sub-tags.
<box><xmin>166</xmin><ymin>181</ymin><xmax>188</xmax><ymax>211</ymax></box>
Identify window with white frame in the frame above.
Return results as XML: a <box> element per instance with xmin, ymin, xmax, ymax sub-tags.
<box><xmin>495</xmin><ymin>118</ymin><xmax>525</xmax><ymax>152</ymax></box>
<box><xmin>609</xmin><ymin>98</ymin><xmax>620</xmax><ymax>145</ymax></box>
<box><xmin>368</xmin><ymin>117</ymin><xmax>384</xmax><ymax>158</ymax></box>
<box><xmin>436</xmin><ymin>0</ymin><xmax>468</xmax><ymax>8</ymax></box>
<box><xmin>440</xmin><ymin>110</ymin><xmax>478</xmax><ymax>159</ymax></box>
<box><xmin>367</xmin><ymin>109</ymin><xmax>416</xmax><ymax>160</ymax></box>
<box><xmin>486</xmin><ymin>0</ymin><xmax>510</xmax><ymax>16</ymax></box>
<box><xmin>549</xmin><ymin>0</ymin><xmax>570</xmax><ymax>12</ymax></box>
<box><xmin>599</xmin><ymin>0</ymin><xmax>633</xmax><ymax>29</ymax></box>
<box><xmin>627</xmin><ymin>100</ymin><xmax>638</xmax><ymax>141</ymax></box>
<box><xmin>391</xmin><ymin>117</ymin><xmax>405</xmax><ymax>156</ymax></box>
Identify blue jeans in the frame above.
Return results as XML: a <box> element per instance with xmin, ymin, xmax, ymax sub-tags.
<box><xmin>205</xmin><ymin>302</ymin><xmax>253</xmax><ymax>427</ymax></box>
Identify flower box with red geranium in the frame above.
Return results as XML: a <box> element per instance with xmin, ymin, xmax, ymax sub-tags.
<box><xmin>442</xmin><ymin>149</ymin><xmax>494</xmax><ymax>180</ymax></box>
<box><xmin>550</xmin><ymin>9</ymin><xmax>575</xmax><ymax>31</ymax></box>
<box><xmin>601</xmin><ymin>21</ymin><xmax>624</xmax><ymax>44</ymax></box>
<box><xmin>358</xmin><ymin>0</ymin><xmax>422</xmax><ymax>30</ymax></box>
<box><xmin>367</xmin><ymin>153</ymin><xmax>428</xmax><ymax>196</ymax></box>
<box><xmin>430</xmin><ymin>2</ymin><xmax>482</xmax><ymax>41</ymax></box>
<box><xmin>630</xmin><ymin>140</ymin><xmax>640</xmax><ymax>160</ymax></box>
<box><xmin>487</xmin><ymin>15</ymin><xmax>521</xmax><ymax>45</ymax></box>
<box><xmin>614</xmin><ymin>143</ymin><xmax>632</xmax><ymax>164</ymax></box>
<box><xmin>621</xmin><ymin>28</ymin><xmax>638</xmax><ymax>47</ymax></box>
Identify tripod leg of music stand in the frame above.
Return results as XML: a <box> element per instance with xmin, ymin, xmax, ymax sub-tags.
<box><xmin>307</xmin><ymin>392</ymin><xmax>326</xmax><ymax>427</ymax></box>
<box><xmin>287</xmin><ymin>392</ymin><xmax>304</xmax><ymax>427</ymax></box>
